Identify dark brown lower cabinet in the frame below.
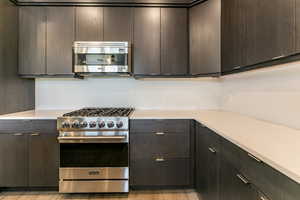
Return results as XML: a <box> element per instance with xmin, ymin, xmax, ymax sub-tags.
<box><xmin>196</xmin><ymin>121</ymin><xmax>300</xmax><ymax>200</ymax></box>
<box><xmin>0</xmin><ymin>120</ymin><xmax>59</xmax><ymax>188</ymax></box>
<box><xmin>130</xmin><ymin>158</ymin><xmax>190</xmax><ymax>187</ymax></box>
<box><xmin>130</xmin><ymin>119</ymin><xmax>192</xmax><ymax>187</ymax></box>
<box><xmin>220</xmin><ymin>157</ymin><xmax>258</xmax><ymax>200</ymax></box>
<box><xmin>0</xmin><ymin>133</ymin><xmax>28</xmax><ymax>187</ymax></box>
<box><xmin>28</xmin><ymin>132</ymin><xmax>59</xmax><ymax>187</ymax></box>
<box><xmin>196</xmin><ymin>123</ymin><xmax>220</xmax><ymax>200</ymax></box>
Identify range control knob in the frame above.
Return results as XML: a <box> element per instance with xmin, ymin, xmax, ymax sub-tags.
<box><xmin>107</xmin><ymin>121</ymin><xmax>115</xmax><ymax>128</ymax></box>
<box><xmin>98</xmin><ymin>121</ymin><xmax>105</xmax><ymax>128</ymax></box>
<box><xmin>116</xmin><ymin>121</ymin><xmax>123</xmax><ymax>128</ymax></box>
<box><xmin>72</xmin><ymin>120</ymin><xmax>80</xmax><ymax>128</ymax></box>
<box><xmin>80</xmin><ymin>121</ymin><xmax>88</xmax><ymax>128</ymax></box>
<box><xmin>89</xmin><ymin>121</ymin><xmax>97</xmax><ymax>128</ymax></box>
<box><xmin>62</xmin><ymin>121</ymin><xmax>70</xmax><ymax>128</ymax></box>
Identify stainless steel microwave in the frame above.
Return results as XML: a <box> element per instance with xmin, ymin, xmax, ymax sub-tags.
<box><xmin>73</xmin><ymin>41</ymin><xmax>131</xmax><ymax>75</ymax></box>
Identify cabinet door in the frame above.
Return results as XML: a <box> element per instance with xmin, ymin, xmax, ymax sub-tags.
<box><xmin>161</xmin><ymin>8</ymin><xmax>188</xmax><ymax>75</ymax></box>
<box><xmin>19</xmin><ymin>7</ymin><xmax>46</xmax><ymax>75</ymax></box>
<box><xmin>75</xmin><ymin>7</ymin><xmax>103</xmax><ymax>41</ymax></box>
<box><xmin>220</xmin><ymin>157</ymin><xmax>258</xmax><ymax>200</ymax></box>
<box><xmin>46</xmin><ymin>7</ymin><xmax>75</xmax><ymax>75</ymax></box>
<box><xmin>221</xmin><ymin>0</ymin><xmax>247</xmax><ymax>72</ymax></box>
<box><xmin>0</xmin><ymin>133</ymin><xmax>28</xmax><ymax>187</ymax></box>
<box><xmin>189</xmin><ymin>0</ymin><xmax>221</xmax><ymax>75</ymax></box>
<box><xmin>245</xmin><ymin>0</ymin><xmax>295</xmax><ymax>66</ymax></box>
<box><xmin>133</xmin><ymin>8</ymin><xmax>161</xmax><ymax>75</ymax></box>
<box><xmin>28</xmin><ymin>132</ymin><xmax>59</xmax><ymax>187</ymax></box>
<box><xmin>196</xmin><ymin>124</ymin><xmax>220</xmax><ymax>200</ymax></box>
<box><xmin>104</xmin><ymin>7</ymin><xmax>133</xmax><ymax>42</ymax></box>
<box><xmin>296</xmin><ymin>0</ymin><xmax>300</xmax><ymax>52</ymax></box>
<box><xmin>196</xmin><ymin>124</ymin><xmax>209</xmax><ymax>196</ymax></box>
<box><xmin>130</xmin><ymin>158</ymin><xmax>190</xmax><ymax>187</ymax></box>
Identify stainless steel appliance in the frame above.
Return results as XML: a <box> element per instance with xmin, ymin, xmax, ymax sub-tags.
<box><xmin>57</xmin><ymin>108</ymin><xmax>134</xmax><ymax>193</ymax></box>
<box><xmin>73</xmin><ymin>41</ymin><xmax>131</xmax><ymax>75</ymax></box>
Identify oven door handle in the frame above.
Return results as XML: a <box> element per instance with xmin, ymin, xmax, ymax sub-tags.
<box><xmin>58</xmin><ymin>136</ymin><xmax>127</xmax><ymax>140</ymax></box>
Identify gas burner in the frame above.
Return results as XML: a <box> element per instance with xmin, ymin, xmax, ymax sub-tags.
<box><xmin>58</xmin><ymin>108</ymin><xmax>134</xmax><ymax>131</ymax></box>
<box><xmin>62</xmin><ymin>108</ymin><xmax>134</xmax><ymax>117</ymax></box>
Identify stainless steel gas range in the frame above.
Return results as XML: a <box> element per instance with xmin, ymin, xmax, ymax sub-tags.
<box><xmin>57</xmin><ymin>108</ymin><xmax>134</xmax><ymax>193</ymax></box>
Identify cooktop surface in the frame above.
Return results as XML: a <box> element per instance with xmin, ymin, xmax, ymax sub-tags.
<box><xmin>62</xmin><ymin>108</ymin><xmax>134</xmax><ymax>117</ymax></box>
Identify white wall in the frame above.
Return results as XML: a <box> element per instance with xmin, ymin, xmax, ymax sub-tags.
<box><xmin>35</xmin><ymin>77</ymin><xmax>221</xmax><ymax>110</ymax></box>
<box><xmin>36</xmin><ymin>61</ymin><xmax>300</xmax><ymax>129</ymax></box>
<box><xmin>220</xmin><ymin>61</ymin><xmax>300</xmax><ymax>130</ymax></box>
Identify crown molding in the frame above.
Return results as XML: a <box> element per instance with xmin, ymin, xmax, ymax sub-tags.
<box><xmin>10</xmin><ymin>0</ymin><xmax>204</xmax><ymax>7</ymax></box>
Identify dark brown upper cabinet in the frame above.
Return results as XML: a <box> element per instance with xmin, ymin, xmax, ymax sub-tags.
<box><xmin>46</xmin><ymin>7</ymin><xmax>75</xmax><ymax>75</ymax></box>
<box><xmin>19</xmin><ymin>7</ymin><xmax>46</xmax><ymax>75</ymax></box>
<box><xmin>221</xmin><ymin>0</ymin><xmax>247</xmax><ymax>72</ymax></box>
<box><xmin>245</xmin><ymin>0</ymin><xmax>295</xmax><ymax>66</ymax></box>
<box><xmin>190</xmin><ymin>0</ymin><xmax>221</xmax><ymax>76</ymax></box>
<box><xmin>104</xmin><ymin>7</ymin><xmax>133</xmax><ymax>42</ymax></box>
<box><xmin>161</xmin><ymin>8</ymin><xmax>188</xmax><ymax>75</ymax></box>
<box><xmin>75</xmin><ymin>7</ymin><xmax>104</xmax><ymax>41</ymax></box>
<box><xmin>133</xmin><ymin>7</ymin><xmax>161</xmax><ymax>75</ymax></box>
<box><xmin>221</xmin><ymin>0</ymin><xmax>296</xmax><ymax>73</ymax></box>
<box><xmin>133</xmin><ymin>7</ymin><xmax>188</xmax><ymax>76</ymax></box>
<box><xmin>192</xmin><ymin>0</ymin><xmax>296</xmax><ymax>75</ymax></box>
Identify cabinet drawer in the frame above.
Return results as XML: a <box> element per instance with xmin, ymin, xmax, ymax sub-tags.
<box><xmin>130</xmin><ymin>119</ymin><xmax>190</xmax><ymax>133</ymax></box>
<box><xmin>0</xmin><ymin>120</ymin><xmax>32</xmax><ymax>133</ymax></box>
<box><xmin>239</xmin><ymin>150</ymin><xmax>282</xmax><ymax>200</ymax></box>
<box><xmin>130</xmin><ymin>158</ymin><xmax>190</xmax><ymax>186</ymax></box>
<box><xmin>130</xmin><ymin>132</ymin><xmax>190</xmax><ymax>159</ymax></box>
<box><xmin>30</xmin><ymin>120</ymin><xmax>57</xmax><ymax>133</ymax></box>
<box><xmin>221</xmin><ymin>138</ymin><xmax>241</xmax><ymax>170</ymax></box>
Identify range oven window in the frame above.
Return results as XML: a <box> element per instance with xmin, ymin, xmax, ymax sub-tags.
<box><xmin>60</xmin><ymin>143</ymin><xmax>128</xmax><ymax>167</ymax></box>
<box><xmin>75</xmin><ymin>54</ymin><xmax>127</xmax><ymax>66</ymax></box>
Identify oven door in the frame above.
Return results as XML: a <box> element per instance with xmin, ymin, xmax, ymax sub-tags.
<box><xmin>59</xmin><ymin>142</ymin><xmax>129</xmax><ymax>193</ymax></box>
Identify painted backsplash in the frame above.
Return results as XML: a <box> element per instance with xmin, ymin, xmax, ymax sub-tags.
<box><xmin>220</xmin><ymin>61</ymin><xmax>300</xmax><ymax>130</ymax></box>
<box><xmin>36</xmin><ymin>77</ymin><xmax>221</xmax><ymax>110</ymax></box>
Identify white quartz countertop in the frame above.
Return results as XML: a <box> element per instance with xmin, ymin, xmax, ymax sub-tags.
<box><xmin>0</xmin><ymin>110</ymin><xmax>70</xmax><ymax>120</ymax></box>
<box><xmin>1</xmin><ymin>109</ymin><xmax>300</xmax><ymax>184</ymax></box>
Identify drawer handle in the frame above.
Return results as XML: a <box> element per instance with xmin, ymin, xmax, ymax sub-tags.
<box><xmin>155</xmin><ymin>158</ymin><xmax>165</xmax><ymax>162</ymax></box>
<box><xmin>13</xmin><ymin>133</ymin><xmax>23</xmax><ymax>136</ymax></box>
<box><xmin>155</xmin><ymin>132</ymin><xmax>165</xmax><ymax>135</ymax></box>
<box><xmin>248</xmin><ymin>153</ymin><xmax>262</xmax><ymax>163</ymax></box>
<box><xmin>237</xmin><ymin>174</ymin><xmax>249</xmax><ymax>185</ymax></box>
<box><xmin>208</xmin><ymin>147</ymin><xmax>217</xmax><ymax>154</ymax></box>
<box><xmin>260</xmin><ymin>196</ymin><xmax>270</xmax><ymax>200</ymax></box>
<box><xmin>30</xmin><ymin>133</ymin><xmax>40</xmax><ymax>136</ymax></box>
<box><xmin>272</xmin><ymin>55</ymin><xmax>285</xmax><ymax>60</ymax></box>
<box><xmin>233</xmin><ymin>66</ymin><xmax>241</xmax><ymax>70</ymax></box>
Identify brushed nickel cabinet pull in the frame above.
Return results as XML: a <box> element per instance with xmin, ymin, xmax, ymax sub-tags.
<box><xmin>208</xmin><ymin>147</ymin><xmax>217</xmax><ymax>154</ymax></box>
<box><xmin>200</xmin><ymin>124</ymin><xmax>206</xmax><ymax>128</ymax></box>
<box><xmin>236</xmin><ymin>174</ymin><xmax>249</xmax><ymax>184</ymax></box>
<box><xmin>155</xmin><ymin>132</ymin><xmax>165</xmax><ymax>135</ymax></box>
<box><xmin>260</xmin><ymin>196</ymin><xmax>269</xmax><ymax>200</ymax></box>
<box><xmin>233</xmin><ymin>66</ymin><xmax>241</xmax><ymax>70</ymax></box>
<box><xmin>30</xmin><ymin>133</ymin><xmax>40</xmax><ymax>136</ymax></box>
<box><xmin>248</xmin><ymin>153</ymin><xmax>262</xmax><ymax>163</ymax></box>
<box><xmin>155</xmin><ymin>158</ymin><xmax>165</xmax><ymax>162</ymax></box>
<box><xmin>272</xmin><ymin>55</ymin><xmax>285</xmax><ymax>60</ymax></box>
<box><xmin>13</xmin><ymin>133</ymin><xmax>23</xmax><ymax>136</ymax></box>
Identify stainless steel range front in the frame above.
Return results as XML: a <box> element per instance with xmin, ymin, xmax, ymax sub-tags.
<box><xmin>57</xmin><ymin>108</ymin><xmax>134</xmax><ymax>193</ymax></box>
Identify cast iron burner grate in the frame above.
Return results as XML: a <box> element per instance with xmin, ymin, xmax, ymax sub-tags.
<box><xmin>63</xmin><ymin>108</ymin><xmax>134</xmax><ymax>117</ymax></box>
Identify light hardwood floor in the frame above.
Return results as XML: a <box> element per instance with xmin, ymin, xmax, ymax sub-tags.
<box><xmin>0</xmin><ymin>190</ymin><xmax>199</xmax><ymax>200</ymax></box>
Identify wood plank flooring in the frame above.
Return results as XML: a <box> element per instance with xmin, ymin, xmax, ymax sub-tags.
<box><xmin>0</xmin><ymin>190</ymin><xmax>199</xmax><ymax>200</ymax></box>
